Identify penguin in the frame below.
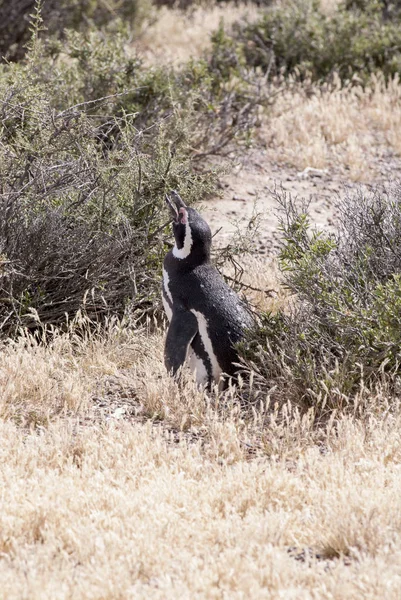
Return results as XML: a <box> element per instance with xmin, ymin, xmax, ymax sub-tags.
<box><xmin>162</xmin><ymin>190</ymin><xmax>254</xmax><ymax>390</ymax></box>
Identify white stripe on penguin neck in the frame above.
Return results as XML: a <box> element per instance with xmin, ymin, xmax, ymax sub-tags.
<box><xmin>173</xmin><ymin>220</ymin><xmax>193</xmax><ymax>260</ymax></box>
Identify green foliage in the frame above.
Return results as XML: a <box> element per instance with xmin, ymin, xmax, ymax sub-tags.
<box><xmin>209</xmin><ymin>25</ymin><xmax>247</xmax><ymax>85</ymax></box>
<box><xmin>0</xmin><ymin>29</ymin><xmax>208</xmax><ymax>333</ymax></box>
<box><xmin>240</xmin><ymin>188</ymin><xmax>401</xmax><ymax>411</ymax></box>
<box><xmin>0</xmin><ymin>1</ymin><xmax>262</xmax><ymax>336</ymax></box>
<box><xmin>345</xmin><ymin>0</ymin><xmax>401</xmax><ymax>19</ymax></box>
<box><xmin>211</xmin><ymin>0</ymin><xmax>401</xmax><ymax>82</ymax></box>
<box><xmin>0</xmin><ymin>0</ymin><xmax>151</xmax><ymax>62</ymax></box>
<box><xmin>0</xmin><ymin>0</ymin><xmax>262</xmax><ymax>336</ymax></box>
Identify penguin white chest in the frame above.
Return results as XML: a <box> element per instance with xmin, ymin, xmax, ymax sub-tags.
<box><xmin>187</xmin><ymin>348</ymin><xmax>209</xmax><ymax>385</ymax></box>
<box><xmin>190</xmin><ymin>309</ymin><xmax>223</xmax><ymax>384</ymax></box>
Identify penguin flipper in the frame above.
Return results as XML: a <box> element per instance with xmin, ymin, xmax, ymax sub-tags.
<box><xmin>164</xmin><ymin>308</ymin><xmax>198</xmax><ymax>377</ymax></box>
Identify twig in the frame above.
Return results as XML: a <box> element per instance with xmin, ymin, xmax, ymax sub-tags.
<box><xmin>224</xmin><ymin>274</ymin><xmax>277</xmax><ymax>296</ymax></box>
<box><xmin>55</xmin><ymin>89</ymin><xmax>144</xmax><ymax>119</ymax></box>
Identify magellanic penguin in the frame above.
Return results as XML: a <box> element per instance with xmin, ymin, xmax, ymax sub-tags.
<box><xmin>162</xmin><ymin>190</ymin><xmax>254</xmax><ymax>390</ymax></box>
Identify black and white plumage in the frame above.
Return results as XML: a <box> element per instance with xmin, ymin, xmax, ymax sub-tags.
<box><xmin>162</xmin><ymin>190</ymin><xmax>254</xmax><ymax>389</ymax></box>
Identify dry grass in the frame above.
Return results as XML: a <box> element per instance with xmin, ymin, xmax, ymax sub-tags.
<box><xmin>261</xmin><ymin>75</ymin><xmax>401</xmax><ymax>181</ymax></box>
<box><xmin>222</xmin><ymin>255</ymin><xmax>290</xmax><ymax>313</ymax></box>
<box><xmin>0</xmin><ymin>320</ymin><xmax>153</xmax><ymax>426</ymax></box>
<box><xmin>1</xmin><ymin>331</ymin><xmax>401</xmax><ymax>597</ymax></box>
<box><xmin>319</xmin><ymin>0</ymin><xmax>343</xmax><ymax>13</ymax></box>
<box><xmin>135</xmin><ymin>3</ymin><xmax>259</xmax><ymax>64</ymax></box>
<box><xmin>239</xmin><ymin>255</ymin><xmax>290</xmax><ymax>313</ymax></box>
<box><xmin>1</xmin><ymin>316</ymin><xmax>401</xmax><ymax>598</ymax></box>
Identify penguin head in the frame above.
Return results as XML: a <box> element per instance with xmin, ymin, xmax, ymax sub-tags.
<box><xmin>165</xmin><ymin>190</ymin><xmax>212</xmax><ymax>264</ymax></box>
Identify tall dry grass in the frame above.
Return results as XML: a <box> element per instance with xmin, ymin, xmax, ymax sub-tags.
<box><xmin>135</xmin><ymin>3</ymin><xmax>260</xmax><ymax>63</ymax></box>
<box><xmin>1</xmin><ymin>345</ymin><xmax>401</xmax><ymax>598</ymax></box>
<box><xmin>1</xmin><ymin>256</ymin><xmax>401</xmax><ymax>597</ymax></box>
<box><xmin>261</xmin><ymin>75</ymin><xmax>401</xmax><ymax>180</ymax></box>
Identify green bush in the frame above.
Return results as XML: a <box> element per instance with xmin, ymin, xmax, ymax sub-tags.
<box><xmin>0</xmin><ymin>0</ymin><xmax>150</xmax><ymax>62</ymax></box>
<box><xmin>239</xmin><ymin>187</ymin><xmax>401</xmax><ymax>412</ymax></box>
<box><xmin>0</xmin><ymin>27</ymin><xmax>203</xmax><ymax>334</ymax></box>
<box><xmin>345</xmin><ymin>0</ymin><xmax>401</xmax><ymax>19</ymax></box>
<box><xmin>211</xmin><ymin>0</ymin><xmax>401</xmax><ymax>82</ymax></box>
<box><xmin>39</xmin><ymin>20</ymin><xmax>258</xmax><ymax>155</ymax></box>
<box><xmin>0</xmin><ymin>3</ymin><xmax>261</xmax><ymax>336</ymax></box>
<box><xmin>0</xmin><ymin>79</ymin><xmax>214</xmax><ymax>332</ymax></box>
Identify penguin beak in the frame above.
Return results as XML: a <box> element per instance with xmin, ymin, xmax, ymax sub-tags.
<box><xmin>165</xmin><ymin>190</ymin><xmax>187</xmax><ymax>223</ymax></box>
<box><xmin>165</xmin><ymin>194</ymin><xmax>179</xmax><ymax>222</ymax></box>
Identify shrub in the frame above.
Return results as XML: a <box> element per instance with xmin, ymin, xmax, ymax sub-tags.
<box><xmin>0</xmin><ymin>23</ymin><xmax>220</xmax><ymax>334</ymax></box>
<box><xmin>0</xmin><ymin>4</ymin><xmax>261</xmax><ymax>336</ymax></box>
<box><xmin>345</xmin><ymin>0</ymin><xmax>401</xmax><ymax>19</ymax></box>
<box><xmin>239</xmin><ymin>186</ymin><xmax>401</xmax><ymax>412</ymax></box>
<box><xmin>0</xmin><ymin>0</ymin><xmax>151</xmax><ymax>62</ymax></box>
<box><xmin>0</xmin><ymin>88</ymin><xmax>214</xmax><ymax>332</ymax></box>
<box><xmin>211</xmin><ymin>0</ymin><xmax>401</xmax><ymax>82</ymax></box>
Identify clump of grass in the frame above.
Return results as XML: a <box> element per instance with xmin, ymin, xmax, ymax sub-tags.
<box><xmin>239</xmin><ymin>185</ymin><xmax>401</xmax><ymax>412</ymax></box>
<box><xmin>258</xmin><ymin>74</ymin><xmax>401</xmax><ymax>179</ymax></box>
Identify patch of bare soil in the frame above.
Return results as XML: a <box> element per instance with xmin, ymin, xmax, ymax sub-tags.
<box><xmin>204</xmin><ymin>147</ymin><xmax>401</xmax><ymax>254</ymax></box>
